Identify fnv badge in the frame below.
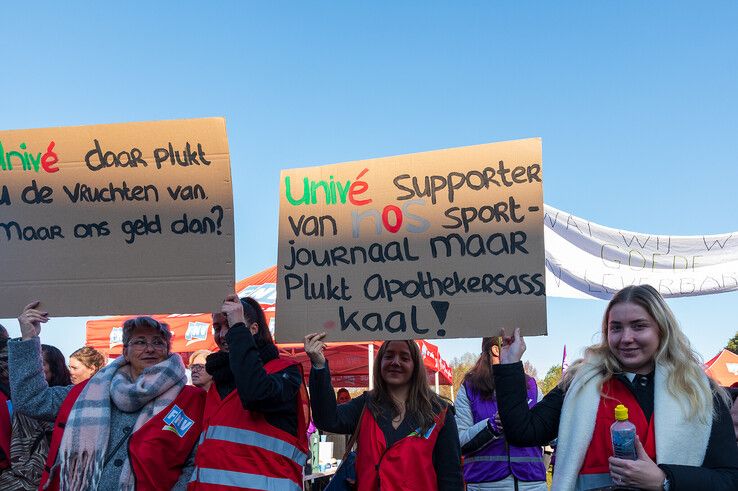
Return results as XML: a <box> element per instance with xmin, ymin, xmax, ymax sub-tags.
<box><xmin>162</xmin><ymin>405</ymin><xmax>195</xmax><ymax>437</ymax></box>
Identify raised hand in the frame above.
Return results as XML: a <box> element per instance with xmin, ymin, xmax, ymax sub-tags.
<box><xmin>18</xmin><ymin>301</ymin><xmax>48</xmax><ymax>340</ymax></box>
<box><xmin>304</xmin><ymin>332</ymin><xmax>327</xmax><ymax>369</ymax></box>
<box><xmin>499</xmin><ymin>328</ymin><xmax>526</xmax><ymax>364</ymax></box>
<box><xmin>221</xmin><ymin>294</ymin><xmax>246</xmax><ymax>328</ymax></box>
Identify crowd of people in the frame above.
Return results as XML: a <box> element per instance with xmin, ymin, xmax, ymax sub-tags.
<box><xmin>0</xmin><ymin>284</ymin><xmax>736</xmax><ymax>490</ymax></box>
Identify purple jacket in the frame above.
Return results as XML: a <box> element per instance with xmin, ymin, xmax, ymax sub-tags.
<box><xmin>463</xmin><ymin>378</ymin><xmax>546</xmax><ymax>483</ymax></box>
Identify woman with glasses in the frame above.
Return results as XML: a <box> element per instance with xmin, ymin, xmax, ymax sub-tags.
<box><xmin>188</xmin><ymin>350</ymin><xmax>213</xmax><ymax>392</ymax></box>
<box><xmin>8</xmin><ymin>301</ymin><xmax>206</xmax><ymax>491</ymax></box>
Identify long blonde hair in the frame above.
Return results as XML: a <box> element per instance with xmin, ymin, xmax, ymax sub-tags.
<box><xmin>562</xmin><ymin>285</ymin><xmax>728</xmax><ymax>422</ymax></box>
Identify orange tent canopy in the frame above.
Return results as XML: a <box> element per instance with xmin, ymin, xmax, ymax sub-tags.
<box><xmin>85</xmin><ymin>265</ymin><xmax>453</xmax><ymax>387</ymax></box>
<box><xmin>704</xmin><ymin>349</ymin><xmax>738</xmax><ymax>387</ymax></box>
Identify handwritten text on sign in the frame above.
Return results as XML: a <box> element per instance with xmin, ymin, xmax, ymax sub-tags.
<box><xmin>0</xmin><ymin>118</ymin><xmax>234</xmax><ymax>317</ymax></box>
<box><xmin>276</xmin><ymin>139</ymin><xmax>547</xmax><ymax>342</ymax></box>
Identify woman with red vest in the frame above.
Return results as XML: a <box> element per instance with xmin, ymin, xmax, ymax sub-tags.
<box><xmin>456</xmin><ymin>337</ymin><xmax>547</xmax><ymax>490</ymax></box>
<box><xmin>494</xmin><ymin>285</ymin><xmax>738</xmax><ymax>490</ymax></box>
<box><xmin>7</xmin><ymin>301</ymin><xmax>205</xmax><ymax>491</ymax></box>
<box><xmin>188</xmin><ymin>294</ymin><xmax>310</xmax><ymax>491</ymax></box>
<box><xmin>304</xmin><ymin>334</ymin><xmax>463</xmax><ymax>490</ymax></box>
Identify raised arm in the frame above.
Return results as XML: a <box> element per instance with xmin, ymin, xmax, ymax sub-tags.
<box><xmin>8</xmin><ymin>302</ymin><xmax>72</xmax><ymax>421</ymax></box>
<box><xmin>494</xmin><ymin>328</ymin><xmax>562</xmax><ymax>446</ymax></box>
<box><xmin>305</xmin><ymin>332</ymin><xmax>365</xmax><ymax>434</ymax></box>
<box><xmin>227</xmin><ymin>323</ymin><xmax>301</xmax><ymax>410</ymax></box>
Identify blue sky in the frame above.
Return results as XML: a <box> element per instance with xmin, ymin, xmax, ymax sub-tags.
<box><xmin>1</xmin><ymin>2</ymin><xmax>736</xmax><ymax>375</ymax></box>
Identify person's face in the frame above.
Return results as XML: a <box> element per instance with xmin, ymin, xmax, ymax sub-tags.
<box><xmin>212</xmin><ymin>313</ymin><xmax>230</xmax><ymax>352</ymax></box>
<box><xmin>337</xmin><ymin>391</ymin><xmax>351</xmax><ymax>404</ymax></box>
<box><xmin>42</xmin><ymin>357</ymin><xmax>52</xmax><ymax>383</ymax></box>
<box><xmin>607</xmin><ymin>302</ymin><xmax>661</xmax><ymax>375</ymax></box>
<box><xmin>68</xmin><ymin>357</ymin><xmax>96</xmax><ymax>384</ymax></box>
<box><xmin>123</xmin><ymin>325</ymin><xmax>169</xmax><ymax>378</ymax></box>
<box><xmin>380</xmin><ymin>341</ymin><xmax>414</xmax><ymax>388</ymax></box>
<box><xmin>190</xmin><ymin>353</ymin><xmax>213</xmax><ymax>389</ymax></box>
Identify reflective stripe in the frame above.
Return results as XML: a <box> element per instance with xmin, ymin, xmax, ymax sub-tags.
<box><xmin>465</xmin><ymin>455</ymin><xmax>545</xmax><ymax>463</ymax></box>
<box><xmin>576</xmin><ymin>473</ymin><xmax>613</xmax><ymax>491</ymax></box>
<box><xmin>195</xmin><ymin>467</ymin><xmax>302</xmax><ymax>491</ymax></box>
<box><xmin>203</xmin><ymin>425</ymin><xmax>307</xmax><ymax>465</ymax></box>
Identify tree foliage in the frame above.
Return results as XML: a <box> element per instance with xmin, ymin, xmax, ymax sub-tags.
<box><xmin>538</xmin><ymin>364</ymin><xmax>563</xmax><ymax>394</ymax></box>
<box><xmin>726</xmin><ymin>331</ymin><xmax>738</xmax><ymax>355</ymax></box>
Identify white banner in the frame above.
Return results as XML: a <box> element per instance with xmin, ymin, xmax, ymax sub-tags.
<box><xmin>544</xmin><ymin>205</ymin><xmax>738</xmax><ymax>299</ymax></box>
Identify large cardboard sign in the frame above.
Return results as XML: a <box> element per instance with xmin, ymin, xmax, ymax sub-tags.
<box><xmin>0</xmin><ymin>118</ymin><xmax>234</xmax><ymax>317</ymax></box>
<box><xmin>277</xmin><ymin>139</ymin><xmax>546</xmax><ymax>342</ymax></box>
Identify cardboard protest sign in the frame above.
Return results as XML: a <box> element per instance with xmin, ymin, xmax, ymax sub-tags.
<box><xmin>276</xmin><ymin>138</ymin><xmax>546</xmax><ymax>342</ymax></box>
<box><xmin>0</xmin><ymin>117</ymin><xmax>234</xmax><ymax>317</ymax></box>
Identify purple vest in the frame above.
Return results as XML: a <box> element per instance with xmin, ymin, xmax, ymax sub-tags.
<box><xmin>462</xmin><ymin>378</ymin><xmax>546</xmax><ymax>483</ymax></box>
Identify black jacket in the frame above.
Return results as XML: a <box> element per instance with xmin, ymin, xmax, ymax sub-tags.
<box><xmin>494</xmin><ymin>361</ymin><xmax>738</xmax><ymax>491</ymax></box>
<box><xmin>309</xmin><ymin>361</ymin><xmax>464</xmax><ymax>491</ymax></box>
<box><xmin>206</xmin><ymin>323</ymin><xmax>302</xmax><ymax>436</ymax></box>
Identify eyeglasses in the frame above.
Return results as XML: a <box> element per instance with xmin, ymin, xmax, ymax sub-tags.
<box><xmin>190</xmin><ymin>364</ymin><xmax>206</xmax><ymax>372</ymax></box>
<box><xmin>127</xmin><ymin>339</ymin><xmax>167</xmax><ymax>351</ymax></box>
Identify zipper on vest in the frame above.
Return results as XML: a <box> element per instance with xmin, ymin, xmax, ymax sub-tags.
<box><xmin>375</xmin><ymin>445</ymin><xmax>392</xmax><ymax>490</ymax></box>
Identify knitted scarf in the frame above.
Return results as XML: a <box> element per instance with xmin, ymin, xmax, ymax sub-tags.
<box><xmin>54</xmin><ymin>353</ymin><xmax>186</xmax><ymax>491</ymax></box>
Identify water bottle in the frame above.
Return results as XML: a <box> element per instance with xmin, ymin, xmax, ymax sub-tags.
<box><xmin>610</xmin><ymin>404</ymin><xmax>637</xmax><ymax>460</ymax></box>
<box><xmin>310</xmin><ymin>430</ymin><xmax>321</xmax><ymax>471</ymax></box>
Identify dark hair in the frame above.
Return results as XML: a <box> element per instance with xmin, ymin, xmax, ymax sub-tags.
<box><xmin>241</xmin><ymin>297</ymin><xmax>273</xmax><ymax>347</ymax></box>
<box><xmin>462</xmin><ymin>337</ymin><xmax>498</xmax><ymax>399</ymax></box>
<box><xmin>0</xmin><ymin>324</ymin><xmax>8</xmax><ymax>352</ymax></box>
<box><xmin>368</xmin><ymin>340</ymin><xmax>446</xmax><ymax>433</ymax></box>
<box><xmin>70</xmin><ymin>346</ymin><xmax>106</xmax><ymax>372</ymax></box>
<box><xmin>337</xmin><ymin>387</ymin><xmax>350</xmax><ymax>397</ymax></box>
<box><xmin>122</xmin><ymin>316</ymin><xmax>172</xmax><ymax>349</ymax></box>
<box><xmin>42</xmin><ymin>344</ymin><xmax>72</xmax><ymax>387</ymax></box>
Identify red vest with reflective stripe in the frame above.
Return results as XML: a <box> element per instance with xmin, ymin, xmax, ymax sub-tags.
<box><xmin>39</xmin><ymin>381</ymin><xmax>205</xmax><ymax>491</ymax></box>
<box><xmin>189</xmin><ymin>356</ymin><xmax>309</xmax><ymax>491</ymax></box>
<box><xmin>355</xmin><ymin>406</ymin><xmax>447</xmax><ymax>491</ymax></box>
<box><xmin>0</xmin><ymin>391</ymin><xmax>11</xmax><ymax>470</ymax></box>
<box><xmin>580</xmin><ymin>378</ymin><xmax>657</xmax><ymax>474</ymax></box>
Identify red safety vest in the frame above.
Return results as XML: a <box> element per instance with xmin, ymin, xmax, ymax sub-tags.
<box><xmin>0</xmin><ymin>391</ymin><xmax>10</xmax><ymax>470</ymax></box>
<box><xmin>580</xmin><ymin>378</ymin><xmax>657</xmax><ymax>475</ymax></box>
<box><xmin>189</xmin><ymin>356</ymin><xmax>310</xmax><ymax>491</ymax></box>
<box><xmin>355</xmin><ymin>406</ymin><xmax>447</xmax><ymax>491</ymax></box>
<box><xmin>40</xmin><ymin>380</ymin><xmax>205</xmax><ymax>491</ymax></box>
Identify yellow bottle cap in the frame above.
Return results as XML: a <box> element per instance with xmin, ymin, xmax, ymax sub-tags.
<box><xmin>614</xmin><ymin>404</ymin><xmax>628</xmax><ymax>421</ymax></box>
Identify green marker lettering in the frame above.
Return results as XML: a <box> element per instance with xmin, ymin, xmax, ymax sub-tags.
<box><xmin>285</xmin><ymin>176</ymin><xmax>310</xmax><ymax>205</ymax></box>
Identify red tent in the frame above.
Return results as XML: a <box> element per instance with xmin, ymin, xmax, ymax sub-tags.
<box><xmin>279</xmin><ymin>339</ymin><xmax>453</xmax><ymax>389</ymax></box>
<box><xmin>704</xmin><ymin>349</ymin><xmax>738</xmax><ymax>387</ymax></box>
<box><xmin>85</xmin><ymin>265</ymin><xmax>453</xmax><ymax>389</ymax></box>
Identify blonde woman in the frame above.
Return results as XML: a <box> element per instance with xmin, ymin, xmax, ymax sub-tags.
<box><xmin>494</xmin><ymin>285</ymin><xmax>738</xmax><ymax>491</ymax></box>
<box><xmin>68</xmin><ymin>346</ymin><xmax>105</xmax><ymax>384</ymax></box>
<box><xmin>188</xmin><ymin>349</ymin><xmax>213</xmax><ymax>391</ymax></box>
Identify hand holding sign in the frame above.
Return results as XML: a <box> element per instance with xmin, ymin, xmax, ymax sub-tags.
<box><xmin>499</xmin><ymin>328</ymin><xmax>526</xmax><ymax>364</ymax></box>
<box><xmin>18</xmin><ymin>301</ymin><xmax>48</xmax><ymax>340</ymax></box>
<box><xmin>304</xmin><ymin>332</ymin><xmax>327</xmax><ymax>369</ymax></box>
<box><xmin>221</xmin><ymin>294</ymin><xmax>246</xmax><ymax>329</ymax></box>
